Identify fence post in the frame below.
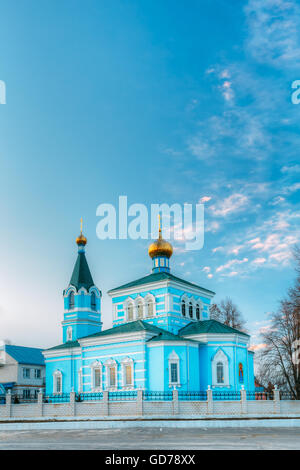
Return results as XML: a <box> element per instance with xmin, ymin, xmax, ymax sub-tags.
<box><xmin>38</xmin><ymin>389</ymin><xmax>43</xmax><ymax>417</ymax></box>
<box><xmin>5</xmin><ymin>390</ymin><xmax>11</xmax><ymax>418</ymax></box>
<box><xmin>136</xmin><ymin>390</ymin><xmax>143</xmax><ymax>416</ymax></box>
<box><xmin>273</xmin><ymin>385</ymin><xmax>280</xmax><ymax>414</ymax></box>
<box><xmin>241</xmin><ymin>385</ymin><xmax>247</xmax><ymax>414</ymax></box>
<box><xmin>207</xmin><ymin>386</ymin><xmax>213</xmax><ymax>414</ymax></box>
<box><xmin>70</xmin><ymin>390</ymin><xmax>76</xmax><ymax>417</ymax></box>
<box><xmin>103</xmin><ymin>390</ymin><xmax>109</xmax><ymax>416</ymax></box>
<box><xmin>172</xmin><ymin>389</ymin><xmax>179</xmax><ymax>415</ymax></box>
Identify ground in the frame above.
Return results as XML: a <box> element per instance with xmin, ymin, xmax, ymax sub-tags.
<box><xmin>0</xmin><ymin>427</ymin><xmax>299</xmax><ymax>450</ymax></box>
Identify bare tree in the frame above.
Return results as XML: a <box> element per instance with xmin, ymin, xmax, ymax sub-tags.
<box><xmin>258</xmin><ymin>246</ymin><xmax>300</xmax><ymax>398</ymax></box>
<box><xmin>210</xmin><ymin>297</ymin><xmax>247</xmax><ymax>331</ymax></box>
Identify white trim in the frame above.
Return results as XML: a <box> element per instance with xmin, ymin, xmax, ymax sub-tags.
<box><xmin>90</xmin><ymin>360</ymin><xmax>103</xmax><ymax>391</ymax></box>
<box><xmin>53</xmin><ymin>370</ymin><xmax>62</xmax><ymax>394</ymax></box>
<box><xmin>212</xmin><ymin>349</ymin><xmax>229</xmax><ymax>387</ymax></box>
<box><xmin>168</xmin><ymin>350</ymin><xmax>180</xmax><ymax>388</ymax></box>
<box><xmin>121</xmin><ymin>357</ymin><xmax>134</xmax><ymax>389</ymax></box>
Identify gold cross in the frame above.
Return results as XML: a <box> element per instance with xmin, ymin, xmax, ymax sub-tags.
<box><xmin>80</xmin><ymin>217</ymin><xmax>83</xmax><ymax>234</ymax></box>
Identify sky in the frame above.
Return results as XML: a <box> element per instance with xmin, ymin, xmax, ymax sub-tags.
<box><xmin>0</xmin><ymin>0</ymin><xmax>299</xmax><ymax>352</ymax></box>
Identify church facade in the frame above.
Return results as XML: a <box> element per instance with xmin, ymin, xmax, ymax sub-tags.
<box><xmin>43</xmin><ymin>226</ymin><xmax>255</xmax><ymax>394</ymax></box>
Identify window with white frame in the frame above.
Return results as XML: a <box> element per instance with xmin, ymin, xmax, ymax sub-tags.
<box><xmin>147</xmin><ymin>299</ymin><xmax>154</xmax><ymax>317</ymax></box>
<box><xmin>53</xmin><ymin>370</ymin><xmax>62</xmax><ymax>394</ymax></box>
<box><xmin>196</xmin><ymin>304</ymin><xmax>200</xmax><ymax>320</ymax></box>
<box><xmin>105</xmin><ymin>359</ymin><xmax>117</xmax><ymax>389</ymax></box>
<box><xmin>69</xmin><ymin>291</ymin><xmax>75</xmax><ymax>310</ymax></box>
<box><xmin>91</xmin><ymin>361</ymin><xmax>102</xmax><ymax>391</ymax></box>
<box><xmin>181</xmin><ymin>300</ymin><xmax>186</xmax><ymax>317</ymax></box>
<box><xmin>137</xmin><ymin>299</ymin><xmax>143</xmax><ymax>319</ymax></box>
<box><xmin>23</xmin><ymin>367</ymin><xmax>30</xmax><ymax>379</ymax></box>
<box><xmin>189</xmin><ymin>302</ymin><xmax>193</xmax><ymax>319</ymax></box>
<box><xmin>67</xmin><ymin>326</ymin><xmax>72</xmax><ymax>341</ymax></box>
<box><xmin>91</xmin><ymin>291</ymin><xmax>96</xmax><ymax>311</ymax></box>
<box><xmin>127</xmin><ymin>302</ymin><xmax>134</xmax><ymax>321</ymax></box>
<box><xmin>34</xmin><ymin>368</ymin><xmax>41</xmax><ymax>379</ymax></box>
<box><xmin>121</xmin><ymin>357</ymin><xmax>134</xmax><ymax>388</ymax></box>
<box><xmin>168</xmin><ymin>351</ymin><xmax>180</xmax><ymax>387</ymax></box>
<box><xmin>212</xmin><ymin>349</ymin><xmax>229</xmax><ymax>386</ymax></box>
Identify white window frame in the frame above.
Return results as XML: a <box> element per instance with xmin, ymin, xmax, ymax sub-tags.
<box><xmin>144</xmin><ymin>294</ymin><xmax>156</xmax><ymax>318</ymax></box>
<box><xmin>168</xmin><ymin>351</ymin><xmax>180</xmax><ymax>388</ymax></box>
<box><xmin>34</xmin><ymin>368</ymin><xmax>41</xmax><ymax>379</ymax></box>
<box><xmin>91</xmin><ymin>361</ymin><xmax>102</xmax><ymax>392</ymax></box>
<box><xmin>135</xmin><ymin>296</ymin><xmax>144</xmax><ymax>320</ymax></box>
<box><xmin>23</xmin><ymin>367</ymin><xmax>30</xmax><ymax>379</ymax></box>
<box><xmin>105</xmin><ymin>359</ymin><xmax>117</xmax><ymax>391</ymax></box>
<box><xmin>212</xmin><ymin>349</ymin><xmax>229</xmax><ymax>387</ymax></box>
<box><xmin>67</xmin><ymin>326</ymin><xmax>73</xmax><ymax>341</ymax></box>
<box><xmin>121</xmin><ymin>357</ymin><xmax>134</xmax><ymax>390</ymax></box>
<box><xmin>125</xmin><ymin>298</ymin><xmax>135</xmax><ymax>322</ymax></box>
<box><xmin>53</xmin><ymin>370</ymin><xmax>62</xmax><ymax>394</ymax></box>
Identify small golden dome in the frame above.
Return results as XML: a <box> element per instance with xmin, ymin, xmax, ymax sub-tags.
<box><xmin>76</xmin><ymin>233</ymin><xmax>87</xmax><ymax>246</ymax></box>
<box><xmin>148</xmin><ymin>219</ymin><xmax>173</xmax><ymax>259</ymax></box>
<box><xmin>76</xmin><ymin>217</ymin><xmax>87</xmax><ymax>246</ymax></box>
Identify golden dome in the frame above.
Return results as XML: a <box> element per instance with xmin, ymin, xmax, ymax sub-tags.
<box><xmin>76</xmin><ymin>217</ymin><xmax>87</xmax><ymax>246</ymax></box>
<box><xmin>76</xmin><ymin>233</ymin><xmax>87</xmax><ymax>246</ymax></box>
<box><xmin>148</xmin><ymin>219</ymin><xmax>173</xmax><ymax>259</ymax></box>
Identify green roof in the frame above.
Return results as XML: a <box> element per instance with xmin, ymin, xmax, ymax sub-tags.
<box><xmin>69</xmin><ymin>251</ymin><xmax>94</xmax><ymax>291</ymax></box>
<box><xmin>108</xmin><ymin>272</ymin><xmax>215</xmax><ymax>295</ymax></box>
<box><xmin>83</xmin><ymin>320</ymin><xmax>172</xmax><ymax>339</ymax></box>
<box><xmin>46</xmin><ymin>340</ymin><xmax>80</xmax><ymax>351</ymax></box>
<box><xmin>179</xmin><ymin>319</ymin><xmax>249</xmax><ymax>337</ymax></box>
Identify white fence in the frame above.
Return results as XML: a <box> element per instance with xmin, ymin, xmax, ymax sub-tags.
<box><xmin>0</xmin><ymin>389</ymin><xmax>299</xmax><ymax>420</ymax></box>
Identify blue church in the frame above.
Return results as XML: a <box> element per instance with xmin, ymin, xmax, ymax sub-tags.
<box><xmin>43</xmin><ymin>225</ymin><xmax>255</xmax><ymax>394</ymax></box>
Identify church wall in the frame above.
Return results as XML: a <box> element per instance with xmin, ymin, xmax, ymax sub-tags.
<box><xmin>80</xmin><ymin>340</ymin><xmax>146</xmax><ymax>391</ymax></box>
<box><xmin>45</xmin><ymin>353</ymin><xmax>81</xmax><ymax>394</ymax></box>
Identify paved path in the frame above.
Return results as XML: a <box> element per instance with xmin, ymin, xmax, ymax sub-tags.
<box><xmin>0</xmin><ymin>427</ymin><xmax>299</xmax><ymax>450</ymax></box>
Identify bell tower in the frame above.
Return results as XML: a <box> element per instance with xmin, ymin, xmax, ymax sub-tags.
<box><xmin>62</xmin><ymin>220</ymin><xmax>102</xmax><ymax>342</ymax></box>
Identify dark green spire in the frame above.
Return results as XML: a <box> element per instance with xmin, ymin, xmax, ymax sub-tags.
<box><xmin>70</xmin><ymin>251</ymin><xmax>94</xmax><ymax>291</ymax></box>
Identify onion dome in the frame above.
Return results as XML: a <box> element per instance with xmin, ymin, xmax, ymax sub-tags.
<box><xmin>148</xmin><ymin>217</ymin><xmax>173</xmax><ymax>259</ymax></box>
<box><xmin>76</xmin><ymin>218</ymin><xmax>87</xmax><ymax>246</ymax></box>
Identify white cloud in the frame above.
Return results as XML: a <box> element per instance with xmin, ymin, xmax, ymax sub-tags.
<box><xmin>199</xmin><ymin>196</ymin><xmax>212</xmax><ymax>203</ymax></box>
<box><xmin>245</xmin><ymin>0</ymin><xmax>300</xmax><ymax>68</ymax></box>
<box><xmin>216</xmin><ymin>257</ymin><xmax>248</xmax><ymax>273</ymax></box>
<box><xmin>281</xmin><ymin>164</ymin><xmax>300</xmax><ymax>173</ymax></box>
<box><xmin>210</xmin><ymin>193</ymin><xmax>248</xmax><ymax>217</ymax></box>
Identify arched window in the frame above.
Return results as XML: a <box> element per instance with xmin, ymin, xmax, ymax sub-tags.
<box><xmin>91</xmin><ymin>292</ymin><xmax>96</xmax><ymax>311</ymax></box>
<box><xmin>127</xmin><ymin>303</ymin><xmax>134</xmax><ymax>321</ymax></box>
<box><xmin>168</xmin><ymin>351</ymin><xmax>180</xmax><ymax>387</ymax></box>
<box><xmin>212</xmin><ymin>349</ymin><xmax>229</xmax><ymax>387</ymax></box>
<box><xmin>147</xmin><ymin>300</ymin><xmax>154</xmax><ymax>317</ymax></box>
<box><xmin>69</xmin><ymin>291</ymin><xmax>75</xmax><ymax>310</ymax></box>
<box><xmin>182</xmin><ymin>300</ymin><xmax>186</xmax><ymax>317</ymax></box>
<box><xmin>217</xmin><ymin>362</ymin><xmax>224</xmax><ymax>384</ymax></box>
<box><xmin>91</xmin><ymin>362</ymin><xmax>102</xmax><ymax>391</ymax></box>
<box><xmin>53</xmin><ymin>370</ymin><xmax>62</xmax><ymax>394</ymax></box>
<box><xmin>189</xmin><ymin>302</ymin><xmax>193</xmax><ymax>319</ymax></box>
<box><xmin>67</xmin><ymin>326</ymin><xmax>72</xmax><ymax>342</ymax></box>
<box><xmin>196</xmin><ymin>304</ymin><xmax>200</xmax><ymax>320</ymax></box>
<box><xmin>137</xmin><ymin>300</ymin><xmax>143</xmax><ymax>319</ymax></box>
<box><xmin>239</xmin><ymin>363</ymin><xmax>244</xmax><ymax>384</ymax></box>
<box><xmin>121</xmin><ymin>358</ymin><xmax>134</xmax><ymax>388</ymax></box>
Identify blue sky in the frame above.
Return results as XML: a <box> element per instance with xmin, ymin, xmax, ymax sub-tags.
<box><xmin>0</xmin><ymin>0</ymin><xmax>299</xmax><ymax>351</ymax></box>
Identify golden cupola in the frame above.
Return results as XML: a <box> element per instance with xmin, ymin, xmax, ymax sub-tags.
<box><xmin>76</xmin><ymin>218</ymin><xmax>87</xmax><ymax>247</ymax></box>
<box><xmin>148</xmin><ymin>216</ymin><xmax>173</xmax><ymax>273</ymax></box>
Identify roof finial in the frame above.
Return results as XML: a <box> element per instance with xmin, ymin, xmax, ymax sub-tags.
<box><xmin>158</xmin><ymin>213</ymin><xmax>162</xmax><ymax>239</ymax></box>
<box><xmin>76</xmin><ymin>218</ymin><xmax>87</xmax><ymax>247</ymax></box>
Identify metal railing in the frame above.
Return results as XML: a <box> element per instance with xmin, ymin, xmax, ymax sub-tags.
<box><xmin>178</xmin><ymin>391</ymin><xmax>207</xmax><ymax>401</ymax></box>
<box><xmin>12</xmin><ymin>395</ymin><xmax>38</xmax><ymax>404</ymax></box>
<box><xmin>76</xmin><ymin>392</ymin><xmax>103</xmax><ymax>402</ymax></box>
<box><xmin>280</xmin><ymin>391</ymin><xmax>296</xmax><ymax>400</ymax></box>
<box><xmin>246</xmin><ymin>391</ymin><xmax>274</xmax><ymax>401</ymax></box>
<box><xmin>213</xmin><ymin>391</ymin><xmax>241</xmax><ymax>401</ymax></box>
<box><xmin>0</xmin><ymin>395</ymin><xmax>6</xmax><ymax>405</ymax></box>
<box><xmin>108</xmin><ymin>391</ymin><xmax>137</xmax><ymax>401</ymax></box>
<box><xmin>143</xmin><ymin>391</ymin><xmax>173</xmax><ymax>401</ymax></box>
<box><xmin>43</xmin><ymin>393</ymin><xmax>70</xmax><ymax>403</ymax></box>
